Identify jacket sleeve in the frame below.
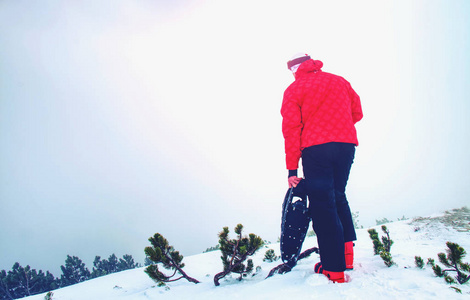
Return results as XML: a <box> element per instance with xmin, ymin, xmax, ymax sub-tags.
<box><xmin>281</xmin><ymin>87</ymin><xmax>302</xmax><ymax>171</ymax></box>
<box><xmin>349</xmin><ymin>85</ymin><xmax>363</xmax><ymax>124</ymax></box>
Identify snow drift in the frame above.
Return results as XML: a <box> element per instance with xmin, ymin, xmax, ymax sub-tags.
<box><xmin>25</xmin><ymin>208</ymin><xmax>470</xmax><ymax>299</ymax></box>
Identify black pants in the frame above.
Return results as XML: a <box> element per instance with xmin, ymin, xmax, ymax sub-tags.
<box><xmin>302</xmin><ymin>142</ymin><xmax>357</xmax><ymax>272</ymax></box>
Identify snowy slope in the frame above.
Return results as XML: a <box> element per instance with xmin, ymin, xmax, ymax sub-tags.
<box><xmin>26</xmin><ymin>209</ymin><xmax>470</xmax><ymax>299</ymax></box>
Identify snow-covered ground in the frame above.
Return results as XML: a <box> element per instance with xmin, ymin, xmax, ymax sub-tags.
<box><xmin>26</xmin><ymin>208</ymin><xmax>470</xmax><ymax>299</ymax></box>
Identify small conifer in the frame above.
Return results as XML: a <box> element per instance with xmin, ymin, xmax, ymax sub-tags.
<box><xmin>213</xmin><ymin>224</ymin><xmax>263</xmax><ymax>286</ymax></box>
<box><xmin>263</xmin><ymin>249</ymin><xmax>279</xmax><ymax>262</ymax></box>
<box><xmin>368</xmin><ymin>226</ymin><xmax>395</xmax><ymax>267</ymax></box>
<box><xmin>59</xmin><ymin>256</ymin><xmax>90</xmax><ymax>287</ymax></box>
<box><xmin>415</xmin><ymin>256</ymin><xmax>425</xmax><ymax>269</ymax></box>
<box><xmin>144</xmin><ymin>233</ymin><xmax>200</xmax><ymax>285</ymax></box>
<box><xmin>44</xmin><ymin>291</ymin><xmax>54</xmax><ymax>300</ymax></box>
<box><xmin>431</xmin><ymin>242</ymin><xmax>470</xmax><ymax>285</ymax></box>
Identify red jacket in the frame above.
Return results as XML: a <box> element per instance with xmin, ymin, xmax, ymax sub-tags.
<box><xmin>281</xmin><ymin>59</ymin><xmax>363</xmax><ymax>171</ymax></box>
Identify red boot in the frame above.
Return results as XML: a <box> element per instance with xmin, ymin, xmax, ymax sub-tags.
<box><xmin>345</xmin><ymin>241</ymin><xmax>354</xmax><ymax>270</ymax></box>
<box><xmin>314</xmin><ymin>263</ymin><xmax>345</xmax><ymax>283</ymax></box>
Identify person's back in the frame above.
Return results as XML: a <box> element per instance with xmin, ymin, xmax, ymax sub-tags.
<box><xmin>282</xmin><ymin>59</ymin><xmax>362</xmax><ymax>171</ymax></box>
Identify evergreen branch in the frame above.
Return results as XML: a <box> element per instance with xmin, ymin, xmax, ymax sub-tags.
<box><xmin>441</xmin><ymin>268</ymin><xmax>458</xmax><ymax>273</ymax></box>
<box><xmin>164</xmin><ymin>250</ymin><xmax>200</xmax><ymax>284</ymax></box>
<box><xmin>168</xmin><ymin>269</ymin><xmax>178</xmax><ymax>278</ymax></box>
<box><xmin>227</xmin><ymin>238</ymin><xmax>241</xmax><ymax>271</ymax></box>
<box><xmin>166</xmin><ymin>276</ymin><xmax>184</xmax><ymax>282</ymax></box>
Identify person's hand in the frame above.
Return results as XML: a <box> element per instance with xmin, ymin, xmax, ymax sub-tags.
<box><xmin>288</xmin><ymin>176</ymin><xmax>301</xmax><ymax>188</ymax></box>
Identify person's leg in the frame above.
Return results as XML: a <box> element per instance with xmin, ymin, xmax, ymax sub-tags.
<box><xmin>303</xmin><ymin>143</ymin><xmax>345</xmax><ymax>272</ymax></box>
<box><xmin>333</xmin><ymin>143</ymin><xmax>357</xmax><ymax>269</ymax></box>
<box><xmin>333</xmin><ymin>143</ymin><xmax>357</xmax><ymax>243</ymax></box>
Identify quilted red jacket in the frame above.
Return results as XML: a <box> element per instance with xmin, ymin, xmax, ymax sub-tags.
<box><xmin>281</xmin><ymin>59</ymin><xmax>363</xmax><ymax>171</ymax></box>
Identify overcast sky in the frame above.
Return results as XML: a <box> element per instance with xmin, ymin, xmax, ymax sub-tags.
<box><xmin>1</xmin><ymin>0</ymin><xmax>469</xmax><ymax>275</ymax></box>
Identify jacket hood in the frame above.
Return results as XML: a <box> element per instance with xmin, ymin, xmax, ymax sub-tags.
<box><xmin>295</xmin><ymin>59</ymin><xmax>323</xmax><ymax>79</ymax></box>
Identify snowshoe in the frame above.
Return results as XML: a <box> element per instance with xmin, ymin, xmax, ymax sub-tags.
<box><xmin>280</xmin><ymin>180</ymin><xmax>311</xmax><ymax>268</ymax></box>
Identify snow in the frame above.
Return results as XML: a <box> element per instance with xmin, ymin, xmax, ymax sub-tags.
<box><xmin>25</xmin><ymin>209</ymin><xmax>470</xmax><ymax>299</ymax></box>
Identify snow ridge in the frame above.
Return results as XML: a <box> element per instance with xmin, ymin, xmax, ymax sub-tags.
<box><xmin>26</xmin><ymin>209</ymin><xmax>470</xmax><ymax>299</ymax></box>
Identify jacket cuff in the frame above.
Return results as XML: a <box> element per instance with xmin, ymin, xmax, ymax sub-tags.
<box><xmin>288</xmin><ymin>169</ymin><xmax>298</xmax><ymax>178</ymax></box>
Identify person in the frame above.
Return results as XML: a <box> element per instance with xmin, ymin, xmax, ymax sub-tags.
<box><xmin>281</xmin><ymin>53</ymin><xmax>363</xmax><ymax>283</ymax></box>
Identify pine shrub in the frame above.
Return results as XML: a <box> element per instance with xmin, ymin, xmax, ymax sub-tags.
<box><xmin>429</xmin><ymin>242</ymin><xmax>469</xmax><ymax>285</ymax></box>
<box><xmin>415</xmin><ymin>256</ymin><xmax>425</xmax><ymax>269</ymax></box>
<box><xmin>144</xmin><ymin>233</ymin><xmax>200</xmax><ymax>286</ymax></box>
<box><xmin>91</xmin><ymin>254</ymin><xmax>138</xmax><ymax>278</ymax></box>
<box><xmin>59</xmin><ymin>256</ymin><xmax>90</xmax><ymax>287</ymax></box>
<box><xmin>203</xmin><ymin>245</ymin><xmax>220</xmax><ymax>253</ymax></box>
<box><xmin>213</xmin><ymin>224</ymin><xmax>263</xmax><ymax>286</ymax></box>
<box><xmin>263</xmin><ymin>249</ymin><xmax>279</xmax><ymax>262</ymax></box>
<box><xmin>368</xmin><ymin>225</ymin><xmax>395</xmax><ymax>267</ymax></box>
